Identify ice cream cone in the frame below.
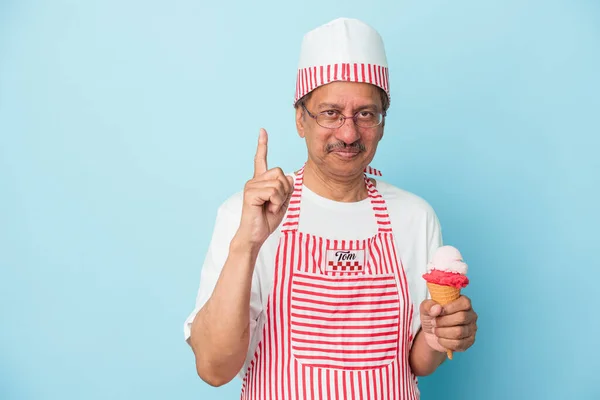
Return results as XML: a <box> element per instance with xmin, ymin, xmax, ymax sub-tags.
<box><xmin>427</xmin><ymin>282</ymin><xmax>461</xmax><ymax>360</ymax></box>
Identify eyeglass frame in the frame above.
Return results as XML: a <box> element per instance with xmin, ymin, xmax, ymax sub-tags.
<box><xmin>301</xmin><ymin>102</ymin><xmax>386</xmax><ymax>129</ymax></box>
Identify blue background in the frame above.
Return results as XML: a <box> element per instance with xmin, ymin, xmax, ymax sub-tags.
<box><xmin>1</xmin><ymin>0</ymin><xmax>599</xmax><ymax>399</ymax></box>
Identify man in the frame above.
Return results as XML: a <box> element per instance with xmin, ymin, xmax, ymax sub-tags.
<box><xmin>184</xmin><ymin>17</ymin><xmax>477</xmax><ymax>399</ymax></box>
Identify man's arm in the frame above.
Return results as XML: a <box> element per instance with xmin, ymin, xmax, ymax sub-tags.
<box><xmin>409</xmin><ymin>328</ymin><xmax>446</xmax><ymax>376</ymax></box>
<box><xmin>189</xmin><ymin>235</ymin><xmax>260</xmax><ymax>387</ymax></box>
<box><xmin>188</xmin><ymin>129</ymin><xmax>294</xmax><ymax>387</ymax></box>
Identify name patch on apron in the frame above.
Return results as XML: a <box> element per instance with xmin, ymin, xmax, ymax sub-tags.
<box><xmin>325</xmin><ymin>249</ymin><xmax>365</xmax><ymax>273</ymax></box>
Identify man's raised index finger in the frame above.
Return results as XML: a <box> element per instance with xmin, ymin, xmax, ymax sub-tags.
<box><xmin>254</xmin><ymin>128</ymin><xmax>268</xmax><ymax>177</ymax></box>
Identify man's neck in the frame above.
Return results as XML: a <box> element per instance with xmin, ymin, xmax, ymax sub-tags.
<box><xmin>301</xmin><ymin>160</ymin><xmax>368</xmax><ymax>202</ymax></box>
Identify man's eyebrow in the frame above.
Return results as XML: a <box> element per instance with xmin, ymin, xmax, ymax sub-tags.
<box><xmin>316</xmin><ymin>102</ymin><xmax>344</xmax><ymax>111</ymax></box>
<box><xmin>316</xmin><ymin>103</ymin><xmax>380</xmax><ymax>111</ymax></box>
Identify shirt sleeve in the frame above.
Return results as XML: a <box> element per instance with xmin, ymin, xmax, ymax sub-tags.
<box><xmin>410</xmin><ymin>207</ymin><xmax>443</xmax><ymax>341</ymax></box>
<box><xmin>183</xmin><ymin>194</ymin><xmax>264</xmax><ymax>354</ymax></box>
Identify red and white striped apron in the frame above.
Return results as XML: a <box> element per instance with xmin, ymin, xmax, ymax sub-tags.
<box><xmin>241</xmin><ymin>166</ymin><xmax>419</xmax><ymax>399</ymax></box>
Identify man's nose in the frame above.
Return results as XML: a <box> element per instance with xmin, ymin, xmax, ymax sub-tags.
<box><xmin>335</xmin><ymin>118</ymin><xmax>360</xmax><ymax>144</ymax></box>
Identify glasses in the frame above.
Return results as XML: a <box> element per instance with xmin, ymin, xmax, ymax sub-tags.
<box><xmin>301</xmin><ymin>103</ymin><xmax>385</xmax><ymax>129</ymax></box>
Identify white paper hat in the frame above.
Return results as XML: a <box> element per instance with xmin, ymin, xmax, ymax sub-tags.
<box><xmin>294</xmin><ymin>18</ymin><xmax>390</xmax><ymax>106</ymax></box>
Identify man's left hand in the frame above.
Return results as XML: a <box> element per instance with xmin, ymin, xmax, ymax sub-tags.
<box><xmin>419</xmin><ymin>296</ymin><xmax>478</xmax><ymax>354</ymax></box>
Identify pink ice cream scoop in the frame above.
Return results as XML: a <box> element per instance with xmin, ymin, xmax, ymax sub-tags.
<box><xmin>422</xmin><ymin>246</ymin><xmax>469</xmax><ymax>289</ymax></box>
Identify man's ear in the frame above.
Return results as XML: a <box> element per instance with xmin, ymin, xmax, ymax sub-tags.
<box><xmin>295</xmin><ymin>105</ymin><xmax>306</xmax><ymax>138</ymax></box>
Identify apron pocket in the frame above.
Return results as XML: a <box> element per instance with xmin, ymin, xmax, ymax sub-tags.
<box><xmin>289</xmin><ymin>271</ymin><xmax>400</xmax><ymax>370</ymax></box>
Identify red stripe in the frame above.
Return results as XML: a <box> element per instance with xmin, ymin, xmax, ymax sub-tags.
<box><xmin>296</xmin><ymin>233</ymin><xmax>303</xmax><ymax>286</ymax></box>
<box><xmin>327</xmin><ymin>65</ymin><xmax>331</xmax><ymax>83</ymax></box>
<box><xmin>349</xmin><ymin>371</ymin><xmax>355</xmax><ymax>399</ymax></box>
<box><xmin>354</xmin><ymin>63</ymin><xmax>358</xmax><ymax>82</ymax></box>
<box><xmin>276</xmin><ymin>237</ymin><xmax>285</xmax><ymax>399</ymax></box>
<box><xmin>303</xmin><ymin>233</ymin><xmax>309</xmax><ymax>273</ymax></box>
<box><xmin>343</xmin><ymin>370</ymin><xmax>349</xmax><ymax>399</ymax></box>
<box><xmin>383</xmin><ymin>67</ymin><xmax>388</xmax><ymax>91</ymax></box>
<box><xmin>294</xmin><ymin>359</ymin><xmax>299</xmax><ymax>400</ymax></box>
<box><xmin>292</xmin><ymin>304</ymin><xmax>399</xmax><ymax>315</ymax></box>
<box><xmin>291</xmin><ymin>337</ymin><xmax>398</xmax><ymax>346</ymax></box>
<box><xmin>253</xmin><ymin>351</ymin><xmax>258</xmax><ymax>399</ymax></box>
<box><xmin>299</xmin><ymin>354</ymin><xmax>396</xmax><ymax>363</ymax></box>
<box><xmin>291</xmin><ymin>329</ymin><xmax>397</xmax><ymax>339</ymax></box>
<box><xmin>292</xmin><ymin>321</ymin><xmax>397</xmax><ymax>331</ymax></box>
<box><xmin>334</xmin><ymin>370</ymin><xmax>340</xmax><ymax>399</ymax></box>
<box><xmin>272</xmin><ymin>268</ymin><xmax>282</xmax><ymax>400</ymax></box>
<box><xmin>308</xmin><ymin>364</ymin><xmax>314</xmax><ymax>400</ymax></box>
<box><xmin>292</xmin><ymin>345</ymin><xmax>396</xmax><ymax>354</ymax></box>
<box><xmin>294</xmin><ymin>273</ymin><xmax>393</xmax><ymax>283</ymax></box>
<box><xmin>366</xmin><ymin>370</ymin><xmax>374</xmax><ymax>399</ymax></box>
<box><xmin>320</xmin><ymin>65</ymin><xmax>324</xmax><ymax>86</ymax></box>
<box><xmin>361</xmin><ymin>63</ymin><xmax>366</xmax><ymax>82</ymax></box>
<box><xmin>296</xmin><ymin>70</ymin><xmax>300</xmax><ymax>100</ymax></box>
<box><xmin>291</xmin><ymin>295</ymin><xmax>398</xmax><ymax>306</ymax></box>
<box><xmin>358</xmin><ymin>371</ymin><xmax>364</xmax><ymax>400</ymax></box>
<box><xmin>394</xmin><ymin>361</ymin><xmax>400</xmax><ymax>400</ymax></box>
<box><xmin>372</xmin><ymin>237</ymin><xmax>384</xmax><ymax>274</ymax></box>
<box><xmin>291</xmin><ymin>313</ymin><xmax>398</xmax><ymax>323</ymax></box>
<box><xmin>318</xmin><ymin>367</ymin><xmax>323</xmax><ymax>400</ymax></box>
<box><xmin>293</xmin><ymin>289</ymin><xmax>397</xmax><ymax>300</ymax></box>
<box><xmin>293</xmin><ymin>281</ymin><xmax>396</xmax><ymax>291</ymax></box>
<box><xmin>306</xmin><ymin>68</ymin><xmax>311</xmax><ymax>93</ymax></box>
<box><xmin>286</xmin><ymin>239</ymin><xmax>294</xmax><ymax>400</ymax></box>
<box><xmin>261</xmin><ymin>329</ymin><xmax>266</xmax><ymax>399</ymax></box>
<box><xmin>379</xmin><ymin>368</ymin><xmax>384</xmax><ymax>399</ymax></box>
<box><xmin>368</xmin><ymin>63</ymin><xmax>373</xmax><ymax>83</ymax></box>
<box><xmin>326</xmin><ymin>369</ymin><xmax>331</xmax><ymax>400</ymax></box>
<box><xmin>308</xmin><ymin>235</ymin><xmax>314</xmax><ymax>274</ymax></box>
<box><xmin>309</xmin><ymin>67</ymin><xmax>314</xmax><ymax>93</ymax></box>
<box><xmin>334</xmin><ymin>64</ymin><xmax>338</xmax><ymax>80</ymax></box>
<box><xmin>317</xmin><ymin>236</ymin><xmax>323</xmax><ymax>275</ymax></box>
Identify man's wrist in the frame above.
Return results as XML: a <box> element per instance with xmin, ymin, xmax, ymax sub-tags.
<box><xmin>230</xmin><ymin>232</ymin><xmax>263</xmax><ymax>261</ymax></box>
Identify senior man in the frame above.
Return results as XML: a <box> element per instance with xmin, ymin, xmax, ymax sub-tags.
<box><xmin>184</xmin><ymin>17</ymin><xmax>478</xmax><ymax>399</ymax></box>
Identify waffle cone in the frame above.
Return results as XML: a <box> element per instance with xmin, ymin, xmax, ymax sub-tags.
<box><xmin>427</xmin><ymin>282</ymin><xmax>461</xmax><ymax>360</ymax></box>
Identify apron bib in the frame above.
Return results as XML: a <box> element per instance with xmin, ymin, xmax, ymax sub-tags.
<box><xmin>241</xmin><ymin>166</ymin><xmax>418</xmax><ymax>399</ymax></box>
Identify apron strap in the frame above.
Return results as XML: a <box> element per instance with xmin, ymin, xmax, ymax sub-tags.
<box><xmin>364</xmin><ymin>165</ymin><xmax>382</xmax><ymax>176</ymax></box>
<box><xmin>365</xmin><ymin>177</ymin><xmax>393</xmax><ymax>234</ymax></box>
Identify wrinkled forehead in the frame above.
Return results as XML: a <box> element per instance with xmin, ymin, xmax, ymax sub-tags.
<box><xmin>306</xmin><ymin>82</ymin><xmax>386</xmax><ymax>110</ymax></box>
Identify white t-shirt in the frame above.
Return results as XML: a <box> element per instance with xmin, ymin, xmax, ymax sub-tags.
<box><xmin>183</xmin><ymin>174</ymin><xmax>443</xmax><ymax>379</ymax></box>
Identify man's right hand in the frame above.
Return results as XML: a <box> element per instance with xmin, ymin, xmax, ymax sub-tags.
<box><xmin>236</xmin><ymin>128</ymin><xmax>294</xmax><ymax>249</ymax></box>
